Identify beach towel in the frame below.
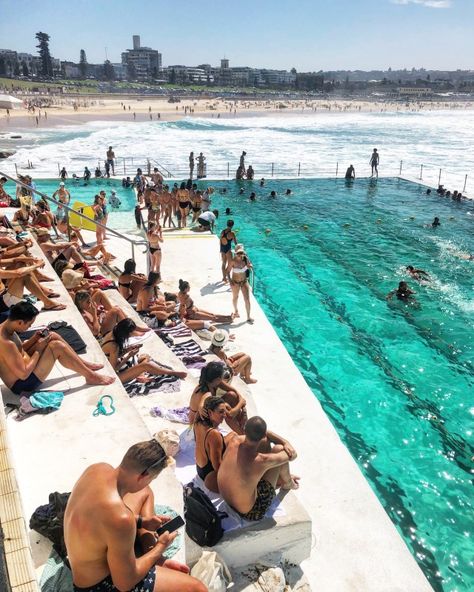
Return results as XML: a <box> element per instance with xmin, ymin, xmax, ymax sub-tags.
<box><xmin>15</xmin><ymin>391</ymin><xmax>64</xmax><ymax>421</ymax></box>
<box><xmin>170</xmin><ymin>339</ymin><xmax>206</xmax><ymax>358</ymax></box>
<box><xmin>39</xmin><ymin>504</ymin><xmax>182</xmax><ymax>592</ymax></box>
<box><xmin>157</xmin><ymin>320</ymin><xmax>192</xmax><ymax>338</ymax></box>
<box><xmin>124</xmin><ymin>371</ymin><xmax>181</xmax><ymax>397</ymax></box>
<box><xmin>150</xmin><ymin>405</ymin><xmax>191</xmax><ymax>424</ymax></box>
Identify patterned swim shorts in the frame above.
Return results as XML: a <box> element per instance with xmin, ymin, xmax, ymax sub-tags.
<box><xmin>73</xmin><ymin>566</ymin><xmax>156</xmax><ymax>592</ymax></box>
<box><xmin>237</xmin><ymin>479</ymin><xmax>276</xmax><ymax>521</ymax></box>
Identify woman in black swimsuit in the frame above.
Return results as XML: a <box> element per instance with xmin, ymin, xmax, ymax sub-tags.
<box><xmin>177</xmin><ymin>182</ymin><xmax>190</xmax><ymax>228</ymax></box>
<box><xmin>118</xmin><ymin>259</ymin><xmax>147</xmax><ymax>303</ymax></box>
<box><xmin>194</xmin><ymin>396</ymin><xmax>233</xmax><ymax>492</ymax></box>
<box><xmin>219</xmin><ymin>220</ymin><xmax>237</xmax><ymax>282</ymax></box>
<box><xmin>190</xmin><ymin>190</ymin><xmax>203</xmax><ymax>224</ymax></box>
<box><xmin>147</xmin><ymin>221</ymin><xmax>163</xmax><ymax>275</ymax></box>
<box><xmin>189</xmin><ymin>361</ymin><xmax>247</xmax><ymax>433</ymax></box>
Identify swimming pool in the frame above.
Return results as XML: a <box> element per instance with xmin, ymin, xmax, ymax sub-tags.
<box><xmin>208</xmin><ymin>178</ymin><xmax>472</xmax><ymax>592</ymax></box>
<box><xmin>7</xmin><ymin>176</ymin><xmax>473</xmax><ymax>591</ymax></box>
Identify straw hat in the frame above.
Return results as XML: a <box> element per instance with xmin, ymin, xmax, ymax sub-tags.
<box><xmin>211</xmin><ymin>329</ymin><xmax>228</xmax><ymax>348</ymax></box>
<box><xmin>235</xmin><ymin>243</ymin><xmax>245</xmax><ymax>254</ymax></box>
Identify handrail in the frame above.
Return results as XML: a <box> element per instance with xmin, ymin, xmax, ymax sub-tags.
<box><xmin>0</xmin><ymin>171</ymin><xmax>149</xmax><ymax>264</ymax></box>
<box><xmin>146</xmin><ymin>158</ymin><xmax>174</xmax><ymax>178</ymax></box>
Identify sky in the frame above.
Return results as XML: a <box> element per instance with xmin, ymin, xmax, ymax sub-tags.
<box><xmin>0</xmin><ymin>0</ymin><xmax>473</xmax><ymax>71</ymax></box>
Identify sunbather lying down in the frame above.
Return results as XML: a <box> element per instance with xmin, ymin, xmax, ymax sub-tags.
<box><xmin>0</xmin><ymin>301</ymin><xmax>115</xmax><ymax>395</ymax></box>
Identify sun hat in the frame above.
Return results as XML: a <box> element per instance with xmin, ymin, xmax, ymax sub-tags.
<box><xmin>211</xmin><ymin>329</ymin><xmax>228</xmax><ymax>348</ymax></box>
<box><xmin>235</xmin><ymin>243</ymin><xmax>245</xmax><ymax>254</ymax></box>
<box><xmin>62</xmin><ymin>268</ymin><xmax>84</xmax><ymax>290</ymax></box>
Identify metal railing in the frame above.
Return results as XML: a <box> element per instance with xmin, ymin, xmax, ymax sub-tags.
<box><xmin>0</xmin><ymin>171</ymin><xmax>149</xmax><ymax>265</ymax></box>
<box><xmin>7</xmin><ymin>158</ymin><xmax>471</xmax><ymax>195</ymax></box>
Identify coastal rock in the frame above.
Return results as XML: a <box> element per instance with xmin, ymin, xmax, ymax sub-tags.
<box><xmin>0</xmin><ymin>150</ymin><xmax>15</xmax><ymax>159</ymax></box>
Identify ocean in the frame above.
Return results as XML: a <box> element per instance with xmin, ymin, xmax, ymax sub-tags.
<box><xmin>1</xmin><ymin>110</ymin><xmax>473</xmax><ymax>192</ymax></box>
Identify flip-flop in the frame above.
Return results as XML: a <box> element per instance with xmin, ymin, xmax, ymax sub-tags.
<box><xmin>43</xmin><ymin>304</ymin><xmax>67</xmax><ymax>311</ymax></box>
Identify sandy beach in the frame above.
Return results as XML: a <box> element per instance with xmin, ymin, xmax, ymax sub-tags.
<box><xmin>1</xmin><ymin>96</ymin><xmax>474</xmax><ymax>132</ymax></box>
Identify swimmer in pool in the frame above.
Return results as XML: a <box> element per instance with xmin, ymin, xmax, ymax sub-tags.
<box><xmin>386</xmin><ymin>281</ymin><xmax>417</xmax><ymax>304</ymax></box>
<box><xmin>431</xmin><ymin>217</ymin><xmax>440</xmax><ymax>227</ymax></box>
<box><xmin>406</xmin><ymin>265</ymin><xmax>430</xmax><ymax>282</ymax></box>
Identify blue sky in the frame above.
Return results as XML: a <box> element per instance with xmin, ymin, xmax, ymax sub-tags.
<box><xmin>1</xmin><ymin>0</ymin><xmax>472</xmax><ymax>70</ymax></box>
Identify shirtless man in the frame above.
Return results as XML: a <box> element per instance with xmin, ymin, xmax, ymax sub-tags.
<box><xmin>217</xmin><ymin>416</ymin><xmax>299</xmax><ymax>521</ymax></box>
<box><xmin>106</xmin><ymin>146</ymin><xmax>115</xmax><ymax>175</ymax></box>
<box><xmin>150</xmin><ymin>167</ymin><xmax>164</xmax><ymax>190</ymax></box>
<box><xmin>369</xmin><ymin>148</ymin><xmax>379</xmax><ymax>178</ymax></box>
<box><xmin>0</xmin><ymin>301</ymin><xmax>114</xmax><ymax>395</ymax></box>
<box><xmin>64</xmin><ymin>439</ymin><xmax>206</xmax><ymax>592</ymax></box>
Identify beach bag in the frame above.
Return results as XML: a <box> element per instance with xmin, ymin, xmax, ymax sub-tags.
<box><xmin>183</xmin><ymin>483</ymin><xmax>227</xmax><ymax>547</ymax></box>
<box><xmin>190</xmin><ymin>551</ymin><xmax>232</xmax><ymax>592</ymax></box>
<box><xmin>48</xmin><ymin>321</ymin><xmax>87</xmax><ymax>354</ymax></box>
<box><xmin>154</xmin><ymin>429</ymin><xmax>180</xmax><ymax>457</ymax></box>
<box><xmin>29</xmin><ymin>491</ymin><xmax>71</xmax><ymax>559</ymax></box>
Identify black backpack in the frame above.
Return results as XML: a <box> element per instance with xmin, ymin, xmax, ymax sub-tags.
<box><xmin>183</xmin><ymin>483</ymin><xmax>227</xmax><ymax>547</ymax></box>
<box><xmin>29</xmin><ymin>491</ymin><xmax>71</xmax><ymax>559</ymax></box>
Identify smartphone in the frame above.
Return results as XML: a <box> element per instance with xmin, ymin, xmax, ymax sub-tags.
<box><xmin>40</xmin><ymin>328</ymin><xmax>50</xmax><ymax>338</ymax></box>
<box><xmin>156</xmin><ymin>515</ymin><xmax>185</xmax><ymax>537</ymax></box>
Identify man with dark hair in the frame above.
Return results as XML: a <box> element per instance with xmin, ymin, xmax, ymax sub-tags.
<box><xmin>0</xmin><ymin>302</ymin><xmax>114</xmax><ymax>395</ymax></box>
<box><xmin>218</xmin><ymin>416</ymin><xmax>299</xmax><ymax>521</ymax></box>
<box><xmin>64</xmin><ymin>440</ymin><xmax>206</xmax><ymax>592</ymax></box>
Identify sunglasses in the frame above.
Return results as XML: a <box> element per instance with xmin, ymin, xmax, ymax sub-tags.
<box><xmin>140</xmin><ymin>453</ymin><xmax>167</xmax><ymax>476</ymax></box>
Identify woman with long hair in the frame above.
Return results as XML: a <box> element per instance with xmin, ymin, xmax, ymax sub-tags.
<box><xmin>118</xmin><ymin>259</ymin><xmax>147</xmax><ymax>303</ymax></box>
<box><xmin>189</xmin><ymin>361</ymin><xmax>247</xmax><ymax>433</ymax></box>
<box><xmin>147</xmin><ymin>221</ymin><xmax>163</xmax><ymax>275</ymax></box>
<box><xmin>101</xmin><ymin>318</ymin><xmax>186</xmax><ymax>383</ymax></box>
<box><xmin>229</xmin><ymin>245</ymin><xmax>254</xmax><ymax>324</ymax></box>
<box><xmin>194</xmin><ymin>396</ymin><xmax>233</xmax><ymax>492</ymax></box>
<box><xmin>178</xmin><ymin>279</ymin><xmax>233</xmax><ymax>324</ymax></box>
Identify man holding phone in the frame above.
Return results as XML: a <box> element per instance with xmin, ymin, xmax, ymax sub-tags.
<box><xmin>64</xmin><ymin>439</ymin><xmax>206</xmax><ymax>592</ymax></box>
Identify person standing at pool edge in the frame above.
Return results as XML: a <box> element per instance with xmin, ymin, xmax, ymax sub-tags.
<box><xmin>370</xmin><ymin>149</ymin><xmax>379</xmax><ymax>178</ymax></box>
<box><xmin>106</xmin><ymin>146</ymin><xmax>115</xmax><ymax>176</ymax></box>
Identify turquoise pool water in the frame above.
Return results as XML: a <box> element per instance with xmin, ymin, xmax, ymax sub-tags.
<box><xmin>8</xmin><ymin>176</ymin><xmax>473</xmax><ymax>591</ymax></box>
<box><xmin>209</xmin><ymin>178</ymin><xmax>473</xmax><ymax>592</ymax></box>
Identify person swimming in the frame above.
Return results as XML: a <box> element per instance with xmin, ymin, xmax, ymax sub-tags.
<box><xmin>109</xmin><ymin>191</ymin><xmax>121</xmax><ymax>209</ymax></box>
<box><xmin>386</xmin><ymin>281</ymin><xmax>417</xmax><ymax>304</ymax></box>
<box><xmin>249</xmin><ymin>193</ymin><xmax>256</xmax><ymax>202</ymax></box>
<box><xmin>285</xmin><ymin>189</ymin><xmax>292</xmax><ymax>195</ymax></box>
<box><xmin>406</xmin><ymin>265</ymin><xmax>430</xmax><ymax>282</ymax></box>
<box><xmin>432</xmin><ymin>217</ymin><xmax>440</xmax><ymax>227</ymax></box>
<box><xmin>270</xmin><ymin>191</ymin><xmax>277</xmax><ymax>198</ymax></box>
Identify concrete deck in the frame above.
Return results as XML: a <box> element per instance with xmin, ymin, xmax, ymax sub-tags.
<box><xmin>0</xmin><ymin>218</ymin><xmax>435</xmax><ymax>590</ymax></box>
<box><xmin>130</xmin><ymin>227</ymin><xmax>434</xmax><ymax>591</ymax></box>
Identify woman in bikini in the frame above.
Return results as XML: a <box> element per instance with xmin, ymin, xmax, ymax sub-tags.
<box><xmin>229</xmin><ymin>245</ymin><xmax>254</xmax><ymax>324</ymax></box>
<box><xmin>147</xmin><ymin>221</ymin><xmax>163</xmax><ymax>275</ymax></box>
<box><xmin>136</xmin><ymin>271</ymin><xmax>177</xmax><ymax>328</ymax></box>
<box><xmin>160</xmin><ymin>185</ymin><xmax>173</xmax><ymax>228</ymax></box>
<box><xmin>194</xmin><ymin>396</ymin><xmax>234</xmax><ymax>493</ymax></box>
<box><xmin>92</xmin><ymin>194</ymin><xmax>106</xmax><ymax>245</ymax></box>
<box><xmin>74</xmin><ymin>289</ymin><xmax>133</xmax><ymax>339</ymax></box>
<box><xmin>177</xmin><ymin>182</ymin><xmax>190</xmax><ymax>228</ymax></box>
<box><xmin>189</xmin><ymin>361</ymin><xmax>247</xmax><ymax>433</ymax></box>
<box><xmin>178</xmin><ymin>279</ymin><xmax>233</xmax><ymax>324</ymax></box>
<box><xmin>118</xmin><ymin>259</ymin><xmax>147</xmax><ymax>303</ymax></box>
<box><xmin>101</xmin><ymin>318</ymin><xmax>186</xmax><ymax>383</ymax></box>
<box><xmin>148</xmin><ymin>188</ymin><xmax>160</xmax><ymax>225</ymax></box>
<box><xmin>190</xmin><ymin>190</ymin><xmax>203</xmax><ymax>224</ymax></box>
<box><xmin>219</xmin><ymin>220</ymin><xmax>237</xmax><ymax>282</ymax></box>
